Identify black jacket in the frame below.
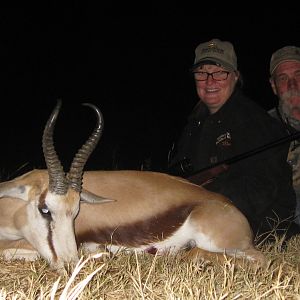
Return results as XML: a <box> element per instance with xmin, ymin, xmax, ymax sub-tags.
<box><xmin>169</xmin><ymin>89</ymin><xmax>297</xmax><ymax>239</ymax></box>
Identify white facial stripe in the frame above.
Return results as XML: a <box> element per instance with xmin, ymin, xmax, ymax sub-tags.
<box><xmin>41</xmin><ymin>192</ymin><xmax>79</xmax><ymax>263</ymax></box>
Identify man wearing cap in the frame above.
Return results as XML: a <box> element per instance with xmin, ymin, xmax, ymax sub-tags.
<box><xmin>168</xmin><ymin>38</ymin><xmax>299</xmax><ymax>242</ymax></box>
<box><xmin>269</xmin><ymin>45</ymin><xmax>300</xmax><ymax>226</ymax></box>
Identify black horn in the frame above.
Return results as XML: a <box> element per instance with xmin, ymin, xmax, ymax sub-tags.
<box><xmin>67</xmin><ymin>103</ymin><xmax>104</xmax><ymax>192</ymax></box>
<box><xmin>42</xmin><ymin>99</ymin><xmax>68</xmax><ymax>195</ymax></box>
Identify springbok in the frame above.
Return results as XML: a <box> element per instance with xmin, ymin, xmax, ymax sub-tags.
<box><xmin>0</xmin><ymin>101</ymin><xmax>266</xmax><ymax>270</ymax></box>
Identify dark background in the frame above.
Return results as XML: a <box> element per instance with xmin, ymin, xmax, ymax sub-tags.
<box><xmin>1</xmin><ymin>5</ymin><xmax>300</xmax><ymax>180</ymax></box>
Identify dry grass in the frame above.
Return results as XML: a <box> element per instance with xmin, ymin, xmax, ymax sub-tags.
<box><xmin>0</xmin><ymin>237</ymin><xmax>300</xmax><ymax>300</ymax></box>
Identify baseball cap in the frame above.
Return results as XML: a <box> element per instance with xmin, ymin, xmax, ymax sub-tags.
<box><xmin>270</xmin><ymin>45</ymin><xmax>300</xmax><ymax>75</ymax></box>
<box><xmin>192</xmin><ymin>38</ymin><xmax>237</xmax><ymax>71</ymax></box>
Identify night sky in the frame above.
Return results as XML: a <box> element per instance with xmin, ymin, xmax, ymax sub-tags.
<box><xmin>1</xmin><ymin>6</ymin><xmax>300</xmax><ymax>180</ymax></box>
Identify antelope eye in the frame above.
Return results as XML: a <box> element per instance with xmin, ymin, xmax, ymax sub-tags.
<box><xmin>41</xmin><ymin>208</ymin><xmax>49</xmax><ymax>214</ymax></box>
<box><xmin>38</xmin><ymin>205</ymin><xmax>52</xmax><ymax>218</ymax></box>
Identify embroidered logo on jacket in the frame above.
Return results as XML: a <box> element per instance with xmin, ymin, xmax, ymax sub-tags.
<box><xmin>216</xmin><ymin>132</ymin><xmax>232</xmax><ymax>147</ymax></box>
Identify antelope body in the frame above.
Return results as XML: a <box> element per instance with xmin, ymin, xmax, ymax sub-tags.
<box><xmin>0</xmin><ymin>102</ymin><xmax>266</xmax><ymax>269</ymax></box>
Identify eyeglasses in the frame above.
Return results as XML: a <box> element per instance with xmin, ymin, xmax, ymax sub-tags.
<box><xmin>192</xmin><ymin>70</ymin><xmax>230</xmax><ymax>81</ymax></box>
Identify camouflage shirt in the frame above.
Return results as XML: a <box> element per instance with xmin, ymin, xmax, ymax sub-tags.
<box><xmin>269</xmin><ymin>107</ymin><xmax>300</xmax><ymax>225</ymax></box>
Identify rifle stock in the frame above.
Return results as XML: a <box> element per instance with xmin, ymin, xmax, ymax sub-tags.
<box><xmin>187</xmin><ymin>164</ymin><xmax>229</xmax><ymax>185</ymax></box>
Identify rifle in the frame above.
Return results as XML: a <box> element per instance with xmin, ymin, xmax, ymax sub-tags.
<box><xmin>174</xmin><ymin>131</ymin><xmax>300</xmax><ymax>186</ymax></box>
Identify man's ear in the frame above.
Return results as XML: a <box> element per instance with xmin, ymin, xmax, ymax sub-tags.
<box><xmin>269</xmin><ymin>77</ymin><xmax>278</xmax><ymax>95</ymax></box>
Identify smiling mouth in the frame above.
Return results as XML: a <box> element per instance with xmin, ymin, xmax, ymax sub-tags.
<box><xmin>206</xmin><ymin>88</ymin><xmax>219</xmax><ymax>93</ymax></box>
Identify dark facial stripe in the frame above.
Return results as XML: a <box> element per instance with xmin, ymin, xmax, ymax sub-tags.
<box><xmin>39</xmin><ymin>189</ymin><xmax>58</xmax><ymax>262</ymax></box>
<box><xmin>76</xmin><ymin>203</ymin><xmax>196</xmax><ymax>247</ymax></box>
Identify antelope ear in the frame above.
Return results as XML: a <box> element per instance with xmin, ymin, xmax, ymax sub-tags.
<box><xmin>0</xmin><ymin>185</ymin><xmax>33</xmax><ymax>201</ymax></box>
<box><xmin>80</xmin><ymin>189</ymin><xmax>116</xmax><ymax>204</ymax></box>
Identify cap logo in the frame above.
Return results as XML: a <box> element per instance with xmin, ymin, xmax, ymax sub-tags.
<box><xmin>201</xmin><ymin>41</ymin><xmax>224</xmax><ymax>55</ymax></box>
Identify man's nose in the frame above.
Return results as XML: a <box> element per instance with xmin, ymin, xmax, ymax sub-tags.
<box><xmin>288</xmin><ymin>77</ymin><xmax>299</xmax><ymax>89</ymax></box>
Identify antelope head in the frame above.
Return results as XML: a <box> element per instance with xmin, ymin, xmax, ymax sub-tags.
<box><xmin>0</xmin><ymin>100</ymin><xmax>110</xmax><ymax>269</ymax></box>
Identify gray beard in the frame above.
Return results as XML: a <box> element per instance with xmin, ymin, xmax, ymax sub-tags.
<box><xmin>279</xmin><ymin>101</ymin><xmax>300</xmax><ymax>131</ymax></box>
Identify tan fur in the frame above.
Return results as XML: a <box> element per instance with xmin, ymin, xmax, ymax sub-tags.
<box><xmin>0</xmin><ymin>169</ymin><xmax>266</xmax><ymax>267</ymax></box>
<box><xmin>0</xmin><ymin>197</ymin><xmax>28</xmax><ymax>231</ymax></box>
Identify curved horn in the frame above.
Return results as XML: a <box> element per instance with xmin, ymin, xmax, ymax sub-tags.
<box><xmin>67</xmin><ymin>103</ymin><xmax>104</xmax><ymax>192</ymax></box>
<box><xmin>42</xmin><ymin>99</ymin><xmax>68</xmax><ymax>195</ymax></box>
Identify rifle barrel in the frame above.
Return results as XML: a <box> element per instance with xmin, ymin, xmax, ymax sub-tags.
<box><xmin>184</xmin><ymin>131</ymin><xmax>300</xmax><ymax>178</ymax></box>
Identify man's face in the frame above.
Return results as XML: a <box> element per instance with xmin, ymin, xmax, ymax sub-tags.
<box><xmin>270</xmin><ymin>61</ymin><xmax>300</xmax><ymax>120</ymax></box>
